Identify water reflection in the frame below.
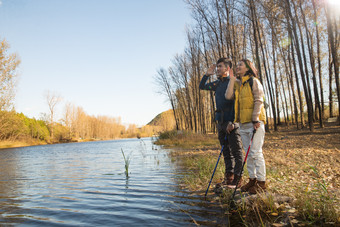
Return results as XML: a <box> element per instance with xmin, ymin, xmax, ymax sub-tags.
<box><xmin>0</xmin><ymin>148</ymin><xmax>27</xmax><ymax>225</ymax></box>
<box><xmin>0</xmin><ymin>139</ymin><xmax>225</xmax><ymax>226</ymax></box>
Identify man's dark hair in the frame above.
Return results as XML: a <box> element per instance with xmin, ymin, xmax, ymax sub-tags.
<box><xmin>216</xmin><ymin>58</ymin><xmax>232</xmax><ymax>69</ymax></box>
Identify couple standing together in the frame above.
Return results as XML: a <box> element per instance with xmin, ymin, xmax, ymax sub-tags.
<box><xmin>199</xmin><ymin>58</ymin><xmax>267</xmax><ymax>194</ymax></box>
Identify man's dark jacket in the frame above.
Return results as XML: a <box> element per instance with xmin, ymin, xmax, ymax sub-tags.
<box><xmin>199</xmin><ymin>75</ymin><xmax>235</xmax><ymax>123</ymax></box>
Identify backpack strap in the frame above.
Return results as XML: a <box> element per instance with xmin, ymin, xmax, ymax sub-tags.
<box><xmin>242</xmin><ymin>76</ymin><xmax>254</xmax><ymax>91</ymax></box>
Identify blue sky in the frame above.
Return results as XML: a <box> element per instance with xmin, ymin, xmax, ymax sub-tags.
<box><xmin>0</xmin><ymin>0</ymin><xmax>192</xmax><ymax>126</ymax></box>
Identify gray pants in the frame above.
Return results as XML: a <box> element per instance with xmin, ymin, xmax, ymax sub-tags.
<box><xmin>217</xmin><ymin>122</ymin><xmax>244</xmax><ymax>176</ymax></box>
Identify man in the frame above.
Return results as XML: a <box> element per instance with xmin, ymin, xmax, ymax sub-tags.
<box><xmin>199</xmin><ymin>58</ymin><xmax>243</xmax><ymax>188</ymax></box>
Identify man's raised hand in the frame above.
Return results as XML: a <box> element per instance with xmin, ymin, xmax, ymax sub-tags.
<box><xmin>206</xmin><ymin>64</ymin><xmax>216</xmax><ymax>76</ymax></box>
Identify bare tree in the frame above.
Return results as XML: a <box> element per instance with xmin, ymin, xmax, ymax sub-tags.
<box><xmin>155</xmin><ymin>0</ymin><xmax>338</xmax><ymax>133</ymax></box>
<box><xmin>45</xmin><ymin>91</ymin><xmax>63</xmax><ymax>139</ymax></box>
<box><xmin>0</xmin><ymin>39</ymin><xmax>21</xmax><ymax>111</ymax></box>
<box><xmin>325</xmin><ymin>2</ymin><xmax>340</xmax><ymax>123</ymax></box>
<box><xmin>155</xmin><ymin>68</ymin><xmax>180</xmax><ymax>130</ymax></box>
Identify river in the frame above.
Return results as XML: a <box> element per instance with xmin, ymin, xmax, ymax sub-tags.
<box><xmin>0</xmin><ymin>138</ymin><xmax>225</xmax><ymax>226</ymax></box>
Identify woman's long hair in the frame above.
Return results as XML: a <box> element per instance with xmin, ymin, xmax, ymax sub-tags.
<box><xmin>240</xmin><ymin>59</ymin><xmax>258</xmax><ymax>78</ymax></box>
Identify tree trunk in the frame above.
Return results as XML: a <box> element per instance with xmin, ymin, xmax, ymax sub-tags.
<box><xmin>325</xmin><ymin>3</ymin><xmax>340</xmax><ymax>122</ymax></box>
<box><xmin>290</xmin><ymin>38</ymin><xmax>304</xmax><ymax>128</ymax></box>
<box><xmin>329</xmin><ymin>46</ymin><xmax>334</xmax><ymax>118</ymax></box>
<box><xmin>312</xmin><ymin>0</ymin><xmax>325</xmax><ymax>121</ymax></box>
<box><xmin>272</xmin><ymin>40</ymin><xmax>281</xmax><ymax>126</ymax></box>
<box><xmin>286</xmin><ymin>0</ymin><xmax>314</xmax><ymax>131</ymax></box>
<box><xmin>299</xmin><ymin>0</ymin><xmax>323</xmax><ymax>127</ymax></box>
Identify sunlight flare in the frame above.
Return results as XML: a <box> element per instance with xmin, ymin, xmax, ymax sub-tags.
<box><xmin>326</xmin><ymin>0</ymin><xmax>340</xmax><ymax>11</ymax></box>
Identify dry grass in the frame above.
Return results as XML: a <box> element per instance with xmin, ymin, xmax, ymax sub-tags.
<box><xmin>155</xmin><ymin>130</ymin><xmax>219</xmax><ymax>149</ymax></box>
<box><xmin>263</xmin><ymin>123</ymin><xmax>340</xmax><ymax>225</ymax></box>
<box><xmin>264</xmin><ymin>123</ymin><xmax>339</xmax><ymax>197</ymax></box>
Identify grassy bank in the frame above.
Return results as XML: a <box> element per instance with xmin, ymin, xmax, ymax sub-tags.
<box><xmin>0</xmin><ymin>139</ymin><xmax>48</xmax><ymax>149</ymax></box>
<box><xmin>154</xmin><ymin>130</ymin><xmax>219</xmax><ymax>149</ymax></box>
<box><xmin>156</xmin><ymin>124</ymin><xmax>340</xmax><ymax>226</ymax></box>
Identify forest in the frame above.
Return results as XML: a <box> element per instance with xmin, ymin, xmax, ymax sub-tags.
<box><xmin>155</xmin><ymin>0</ymin><xmax>339</xmax><ymax>133</ymax></box>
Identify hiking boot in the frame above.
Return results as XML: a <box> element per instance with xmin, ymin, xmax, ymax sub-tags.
<box><xmin>216</xmin><ymin>172</ymin><xmax>234</xmax><ymax>188</ymax></box>
<box><xmin>240</xmin><ymin>178</ymin><xmax>256</xmax><ymax>192</ymax></box>
<box><xmin>227</xmin><ymin>175</ymin><xmax>242</xmax><ymax>189</ymax></box>
<box><xmin>248</xmin><ymin>181</ymin><xmax>267</xmax><ymax>194</ymax></box>
<box><xmin>224</xmin><ymin>172</ymin><xmax>234</xmax><ymax>185</ymax></box>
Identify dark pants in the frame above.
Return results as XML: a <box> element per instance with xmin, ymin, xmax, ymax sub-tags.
<box><xmin>217</xmin><ymin>122</ymin><xmax>244</xmax><ymax>176</ymax></box>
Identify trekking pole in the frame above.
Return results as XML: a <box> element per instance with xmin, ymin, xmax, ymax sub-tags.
<box><xmin>204</xmin><ymin>136</ymin><xmax>226</xmax><ymax>199</ymax></box>
<box><xmin>230</xmin><ymin>129</ymin><xmax>256</xmax><ymax>206</ymax></box>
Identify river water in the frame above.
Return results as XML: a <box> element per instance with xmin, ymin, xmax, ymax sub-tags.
<box><xmin>0</xmin><ymin>138</ymin><xmax>225</xmax><ymax>226</ymax></box>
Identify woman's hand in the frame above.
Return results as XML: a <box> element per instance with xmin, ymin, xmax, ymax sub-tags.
<box><xmin>253</xmin><ymin>121</ymin><xmax>260</xmax><ymax>131</ymax></box>
<box><xmin>229</xmin><ymin>67</ymin><xmax>236</xmax><ymax>81</ymax></box>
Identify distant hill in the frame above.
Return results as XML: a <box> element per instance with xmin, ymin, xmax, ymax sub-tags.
<box><xmin>147</xmin><ymin>109</ymin><xmax>176</xmax><ymax>131</ymax></box>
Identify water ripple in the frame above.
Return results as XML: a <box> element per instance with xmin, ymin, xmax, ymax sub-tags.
<box><xmin>0</xmin><ymin>138</ymin><xmax>224</xmax><ymax>226</ymax></box>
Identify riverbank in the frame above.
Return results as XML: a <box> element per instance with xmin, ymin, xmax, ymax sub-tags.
<box><xmin>0</xmin><ymin>137</ymin><xmax>143</xmax><ymax>150</ymax></box>
<box><xmin>0</xmin><ymin>139</ymin><xmax>48</xmax><ymax>149</ymax></box>
<box><xmin>156</xmin><ymin>122</ymin><xmax>340</xmax><ymax>226</ymax></box>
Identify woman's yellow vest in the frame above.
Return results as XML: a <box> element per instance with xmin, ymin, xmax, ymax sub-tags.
<box><xmin>234</xmin><ymin>75</ymin><xmax>266</xmax><ymax>124</ymax></box>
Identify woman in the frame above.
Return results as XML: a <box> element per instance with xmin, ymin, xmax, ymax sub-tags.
<box><xmin>225</xmin><ymin>59</ymin><xmax>267</xmax><ymax>194</ymax></box>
